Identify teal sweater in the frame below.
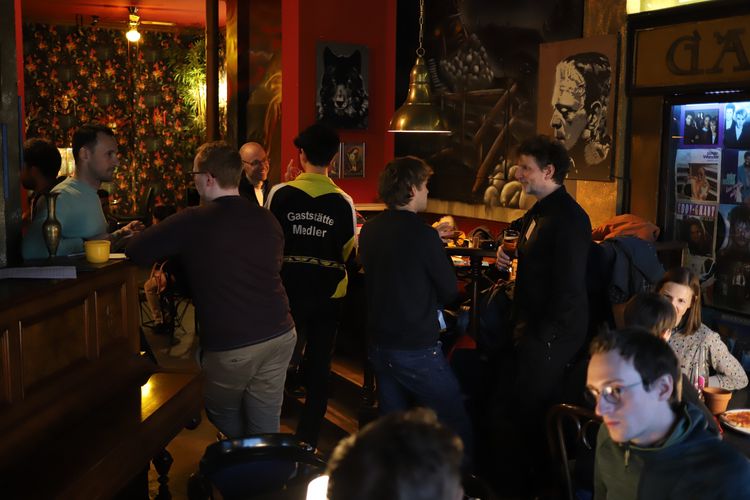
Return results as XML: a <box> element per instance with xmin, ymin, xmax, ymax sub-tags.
<box><xmin>22</xmin><ymin>177</ymin><xmax>107</xmax><ymax>260</ymax></box>
<box><xmin>594</xmin><ymin>402</ymin><xmax>750</xmax><ymax>499</ymax></box>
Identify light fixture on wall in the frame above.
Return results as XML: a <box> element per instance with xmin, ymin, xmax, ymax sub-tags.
<box><xmin>388</xmin><ymin>0</ymin><xmax>450</xmax><ymax>134</ymax></box>
<box><xmin>126</xmin><ymin>7</ymin><xmax>141</xmax><ymax>43</ymax></box>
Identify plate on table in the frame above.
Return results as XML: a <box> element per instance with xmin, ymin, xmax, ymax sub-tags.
<box><xmin>720</xmin><ymin>409</ymin><xmax>750</xmax><ymax>435</ymax></box>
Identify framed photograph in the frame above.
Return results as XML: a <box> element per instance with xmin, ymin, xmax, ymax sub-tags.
<box><xmin>329</xmin><ymin>144</ymin><xmax>343</xmax><ymax>179</ymax></box>
<box><xmin>681</xmin><ymin>104</ymin><xmax>721</xmax><ymax>147</ymax></box>
<box><xmin>342</xmin><ymin>142</ymin><xmax>365</xmax><ymax>178</ymax></box>
<box><xmin>316</xmin><ymin>42</ymin><xmax>369</xmax><ymax>130</ymax></box>
<box><xmin>674</xmin><ymin>149</ymin><xmax>721</xmax><ymax>204</ymax></box>
<box><xmin>537</xmin><ymin>34</ymin><xmax>618</xmax><ymax>181</ymax></box>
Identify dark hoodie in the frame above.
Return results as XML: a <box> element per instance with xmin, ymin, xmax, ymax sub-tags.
<box><xmin>594</xmin><ymin>402</ymin><xmax>750</xmax><ymax>499</ymax></box>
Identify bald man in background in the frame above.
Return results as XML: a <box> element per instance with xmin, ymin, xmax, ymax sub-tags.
<box><xmin>239</xmin><ymin>142</ymin><xmax>271</xmax><ymax>206</ymax></box>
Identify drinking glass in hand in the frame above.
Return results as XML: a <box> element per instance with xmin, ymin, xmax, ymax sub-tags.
<box><xmin>502</xmin><ymin>229</ymin><xmax>520</xmax><ymax>259</ymax></box>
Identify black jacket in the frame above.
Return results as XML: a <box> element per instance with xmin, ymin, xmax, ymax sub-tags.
<box><xmin>359</xmin><ymin>210</ymin><xmax>458</xmax><ymax>349</ymax></box>
<box><xmin>594</xmin><ymin>402</ymin><xmax>750</xmax><ymax>499</ymax></box>
<box><xmin>510</xmin><ymin>186</ymin><xmax>592</xmax><ymax>350</ymax></box>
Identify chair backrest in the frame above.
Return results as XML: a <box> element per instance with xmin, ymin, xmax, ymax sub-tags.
<box><xmin>193</xmin><ymin>434</ymin><xmax>327</xmax><ymax>499</ymax></box>
<box><xmin>546</xmin><ymin>404</ymin><xmax>602</xmax><ymax>500</ymax></box>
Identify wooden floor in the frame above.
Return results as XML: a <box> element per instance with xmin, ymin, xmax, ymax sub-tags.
<box><xmin>142</xmin><ymin>304</ymin><xmax>360</xmax><ymax>499</ymax></box>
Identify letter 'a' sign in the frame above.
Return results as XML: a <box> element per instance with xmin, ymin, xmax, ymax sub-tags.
<box><xmin>633</xmin><ymin>15</ymin><xmax>750</xmax><ymax>89</ymax></box>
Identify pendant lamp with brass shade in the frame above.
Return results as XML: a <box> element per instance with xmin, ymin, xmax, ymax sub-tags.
<box><xmin>388</xmin><ymin>0</ymin><xmax>451</xmax><ymax>134</ymax></box>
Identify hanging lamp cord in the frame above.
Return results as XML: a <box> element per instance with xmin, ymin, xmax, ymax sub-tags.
<box><xmin>417</xmin><ymin>0</ymin><xmax>425</xmax><ymax>57</ymax></box>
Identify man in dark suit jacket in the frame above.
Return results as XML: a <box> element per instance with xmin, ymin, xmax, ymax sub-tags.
<box><xmin>239</xmin><ymin>142</ymin><xmax>270</xmax><ymax>205</ymax></box>
<box><xmin>724</xmin><ymin>108</ymin><xmax>750</xmax><ymax>149</ymax></box>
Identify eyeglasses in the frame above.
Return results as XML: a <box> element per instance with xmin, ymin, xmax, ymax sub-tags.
<box><xmin>243</xmin><ymin>158</ymin><xmax>269</xmax><ymax>168</ymax></box>
<box><xmin>187</xmin><ymin>171</ymin><xmax>211</xmax><ymax>178</ymax></box>
<box><xmin>584</xmin><ymin>381</ymin><xmax>642</xmax><ymax>406</ymax></box>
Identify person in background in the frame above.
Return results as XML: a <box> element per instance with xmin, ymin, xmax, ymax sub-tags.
<box><xmin>588</xmin><ymin>328</ymin><xmax>750</xmax><ymax>500</ymax></box>
<box><xmin>657</xmin><ymin>267</ymin><xmax>748</xmax><ymax>391</ymax></box>
<box><xmin>22</xmin><ymin>123</ymin><xmax>143</xmax><ymax>259</ymax></box>
<box><xmin>326</xmin><ymin>408</ymin><xmax>464</xmax><ymax>500</ymax></box>
<box><xmin>21</xmin><ymin>137</ymin><xmax>62</xmax><ymax>225</ymax></box>
<box><xmin>265</xmin><ymin>123</ymin><xmax>356</xmax><ymax>448</ymax></box>
<box><xmin>623</xmin><ymin>292</ymin><xmax>719</xmax><ymax>434</ymax></box>
<box><xmin>494</xmin><ymin>135</ymin><xmax>591</xmax><ymax>485</ymax></box>
<box><xmin>238</xmin><ymin>142</ymin><xmax>270</xmax><ymax>206</ymax></box>
<box><xmin>127</xmin><ymin>141</ymin><xmax>296</xmax><ymax>438</ymax></box>
<box><xmin>359</xmin><ymin>156</ymin><xmax>472</xmax><ymax>462</ymax></box>
<box><xmin>724</xmin><ymin>107</ymin><xmax>750</xmax><ymax>149</ymax></box>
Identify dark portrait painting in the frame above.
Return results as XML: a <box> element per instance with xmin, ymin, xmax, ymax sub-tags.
<box><xmin>537</xmin><ymin>35</ymin><xmax>618</xmax><ymax>181</ymax></box>
<box><xmin>316</xmin><ymin>42</ymin><xmax>369</xmax><ymax>130</ymax></box>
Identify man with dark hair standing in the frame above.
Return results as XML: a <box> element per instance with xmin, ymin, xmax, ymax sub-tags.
<box><xmin>494</xmin><ymin>134</ymin><xmax>591</xmax><ymax>484</ymax></box>
<box><xmin>21</xmin><ymin>137</ymin><xmax>62</xmax><ymax>224</ymax></box>
<box><xmin>22</xmin><ymin>123</ymin><xmax>143</xmax><ymax>259</ymax></box>
<box><xmin>265</xmin><ymin>123</ymin><xmax>356</xmax><ymax>448</ymax></box>
<box><xmin>588</xmin><ymin>328</ymin><xmax>750</xmax><ymax>499</ymax></box>
<box><xmin>359</xmin><ymin>156</ymin><xmax>472</xmax><ymax>461</ymax></box>
<box><xmin>238</xmin><ymin>141</ymin><xmax>270</xmax><ymax>206</ymax></box>
<box><xmin>128</xmin><ymin>141</ymin><xmax>296</xmax><ymax>438</ymax></box>
<box><xmin>326</xmin><ymin>408</ymin><xmax>464</xmax><ymax>500</ymax></box>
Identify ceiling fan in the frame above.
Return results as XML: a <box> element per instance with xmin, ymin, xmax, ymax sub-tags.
<box><xmin>126</xmin><ymin>6</ymin><xmax>176</xmax><ymax>42</ymax></box>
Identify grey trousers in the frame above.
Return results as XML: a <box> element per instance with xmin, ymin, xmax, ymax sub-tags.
<box><xmin>201</xmin><ymin>328</ymin><xmax>296</xmax><ymax>438</ymax></box>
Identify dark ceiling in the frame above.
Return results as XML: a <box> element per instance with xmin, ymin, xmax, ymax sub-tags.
<box><xmin>21</xmin><ymin>0</ymin><xmax>225</xmax><ymax>28</ymax></box>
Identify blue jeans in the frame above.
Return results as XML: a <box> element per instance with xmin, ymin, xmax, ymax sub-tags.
<box><xmin>368</xmin><ymin>343</ymin><xmax>474</xmax><ymax>459</ymax></box>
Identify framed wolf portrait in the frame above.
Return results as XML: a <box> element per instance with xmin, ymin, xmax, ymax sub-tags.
<box><xmin>316</xmin><ymin>42</ymin><xmax>370</xmax><ymax>130</ymax></box>
<box><xmin>537</xmin><ymin>34</ymin><xmax>618</xmax><ymax>182</ymax></box>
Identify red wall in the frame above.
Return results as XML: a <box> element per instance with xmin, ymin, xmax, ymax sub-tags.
<box><xmin>281</xmin><ymin>0</ymin><xmax>395</xmax><ymax>203</ymax></box>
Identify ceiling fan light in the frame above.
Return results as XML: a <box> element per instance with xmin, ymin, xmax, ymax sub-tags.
<box><xmin>126</xmin><ymin>27</ymin><xmax>141</xmax><ymax>43</ymax></box>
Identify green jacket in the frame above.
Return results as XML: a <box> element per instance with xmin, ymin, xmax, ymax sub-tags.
<box><xmin>594</xmin><ymin>402</ymin><xmax>750</xmax><ymax>500</ymax></box>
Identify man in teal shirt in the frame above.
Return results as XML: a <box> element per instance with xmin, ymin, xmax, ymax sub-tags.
<box><xmin>22</xmin><ymin>124</ymin><xmax>143</xmax><ymax>260</ymax></box>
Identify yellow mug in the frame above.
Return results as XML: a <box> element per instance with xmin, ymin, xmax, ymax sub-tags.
<box><xmin>84</xmin><ymin>240</ymin><xmax>111</xmax><ymax>264</ymax></box>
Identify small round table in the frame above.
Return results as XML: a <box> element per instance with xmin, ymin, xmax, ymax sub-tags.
<box><xmin>445</xmin><ymin>247</ymin><xmax>500</xmax><ymax>339</ymax></box>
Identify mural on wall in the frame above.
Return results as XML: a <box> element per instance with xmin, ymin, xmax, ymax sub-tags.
<box><xmin>23</xmin><ymin>24</ymin><xmax>207</xmax><ymax>213</ymax></box>
<box><xmin>395</xmin><ymin>0</ymin><xmax>584</xmax><ymax>206</ymax></box>
<box><xmin>536</xmin><ymin>35</ymin><xmax>617</xmax><ymax>181</ymax></box>
<box><xmin>246</xmin><ymin>0</ymin><xmax>282</xmax><ymax>180</ymax></box>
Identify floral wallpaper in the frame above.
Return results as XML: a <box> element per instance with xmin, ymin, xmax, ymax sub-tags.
<box><xmin>23</xmin><ymin>24</ymin><xmax>206</xmax><ymax>213</ymax></box>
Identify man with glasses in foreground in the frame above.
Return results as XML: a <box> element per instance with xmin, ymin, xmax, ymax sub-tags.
<box><xmin>127</xmin><ymin>141</ymin><xmax>296</xmax><ymax>438</ymax></box>
<box><xmin>239</xmin><ymin>141</ymin><xmax>271</xmax><ymax>206</ymax></box>
<box><xmin>587</xmin><ymin>328</ymin><xmax>749</xmax><ymax>499</ymax></box>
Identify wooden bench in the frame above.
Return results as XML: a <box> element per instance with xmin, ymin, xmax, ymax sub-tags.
<box><xmin>0</xmin><ymin>260</ymin><xmax>203</xmax><ymax>498</ymax></box>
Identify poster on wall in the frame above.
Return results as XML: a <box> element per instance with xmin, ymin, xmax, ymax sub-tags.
<box><xmin>675</xmin><ymin>202</ymin><xmax>717</xmax><ymax>296</ymax></box>
<box><xmin>536</xmin><ymin>34</ymin><xmax>617</xmax><ymax>181</ymax></box>
<box><xmin>674</xmin><ymin>149</ymin><xmax>721</xmax><ymax>203</ymax></box>
<box><xmin>316</xmin><ymin>42</ymin><xmax>369</xmax><ymax>130</ymax></box>
<box><xmin>721</xmin><ymin>149</ymin><xmax>750</xmax><ymax>205</ymax></box>
<box><xmin>723</xmin><ymin>102</ymin><xmax>750</xmax><ymax>149</ymax></box>
<box><xmin>713</xmin><ymin>203</ymin><xmax>750</xmax><ymax>314</ymax></box>
<box><xmin>680</xmin><ymin>104</ymin><xmax>721</xmax><ymax>146</ymax></box>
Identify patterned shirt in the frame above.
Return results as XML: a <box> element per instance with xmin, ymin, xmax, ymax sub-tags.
<box><xmin>669</xmin><ymin>323</ymin><xmax>748</xmax><ymax>391</ymax></box>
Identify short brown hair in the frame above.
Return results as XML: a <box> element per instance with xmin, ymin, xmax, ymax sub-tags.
<box><xmin>656</xmin><ymin>267</ymin><xmax>701</xmax><ymax>335</ymax></box>
<box><xmin>624</xmin><ymin>292</ymin><xmax>676</xmax><ymax>338</ymax></box>
<box><xmin>590</xmin><ymin>328</ymin><xmax>682</xmax><ymax>405</ymax></box>
<box><xmin>327</xmin><ymin>408</ymin><xmax>463</xmax><ymax>500</ymax></box>
<box><xmin>194</xmin><ymin>141</ymin><xmax>242</xmax><ymax>189</ymax></box>
<box><xmin>378</xmin><ymin>156</ymin><xmax>432</xmax><ymax>209</ymax></box>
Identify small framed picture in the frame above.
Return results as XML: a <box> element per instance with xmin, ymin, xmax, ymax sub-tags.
<box><xmin>342</xmin><ymin>142</ymin><xmax>365</xmax><ymax>178</ymax></box>
<box><xmin>329</xmin><ymin>145</ymin><xmax>343</xmax><ymax>179</ymax></box>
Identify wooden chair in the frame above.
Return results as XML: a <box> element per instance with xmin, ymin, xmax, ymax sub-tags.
<box><xmin>546</xmin><ymin>404</ymin><xmax>602</xmax><ymax>500</ymax></box>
